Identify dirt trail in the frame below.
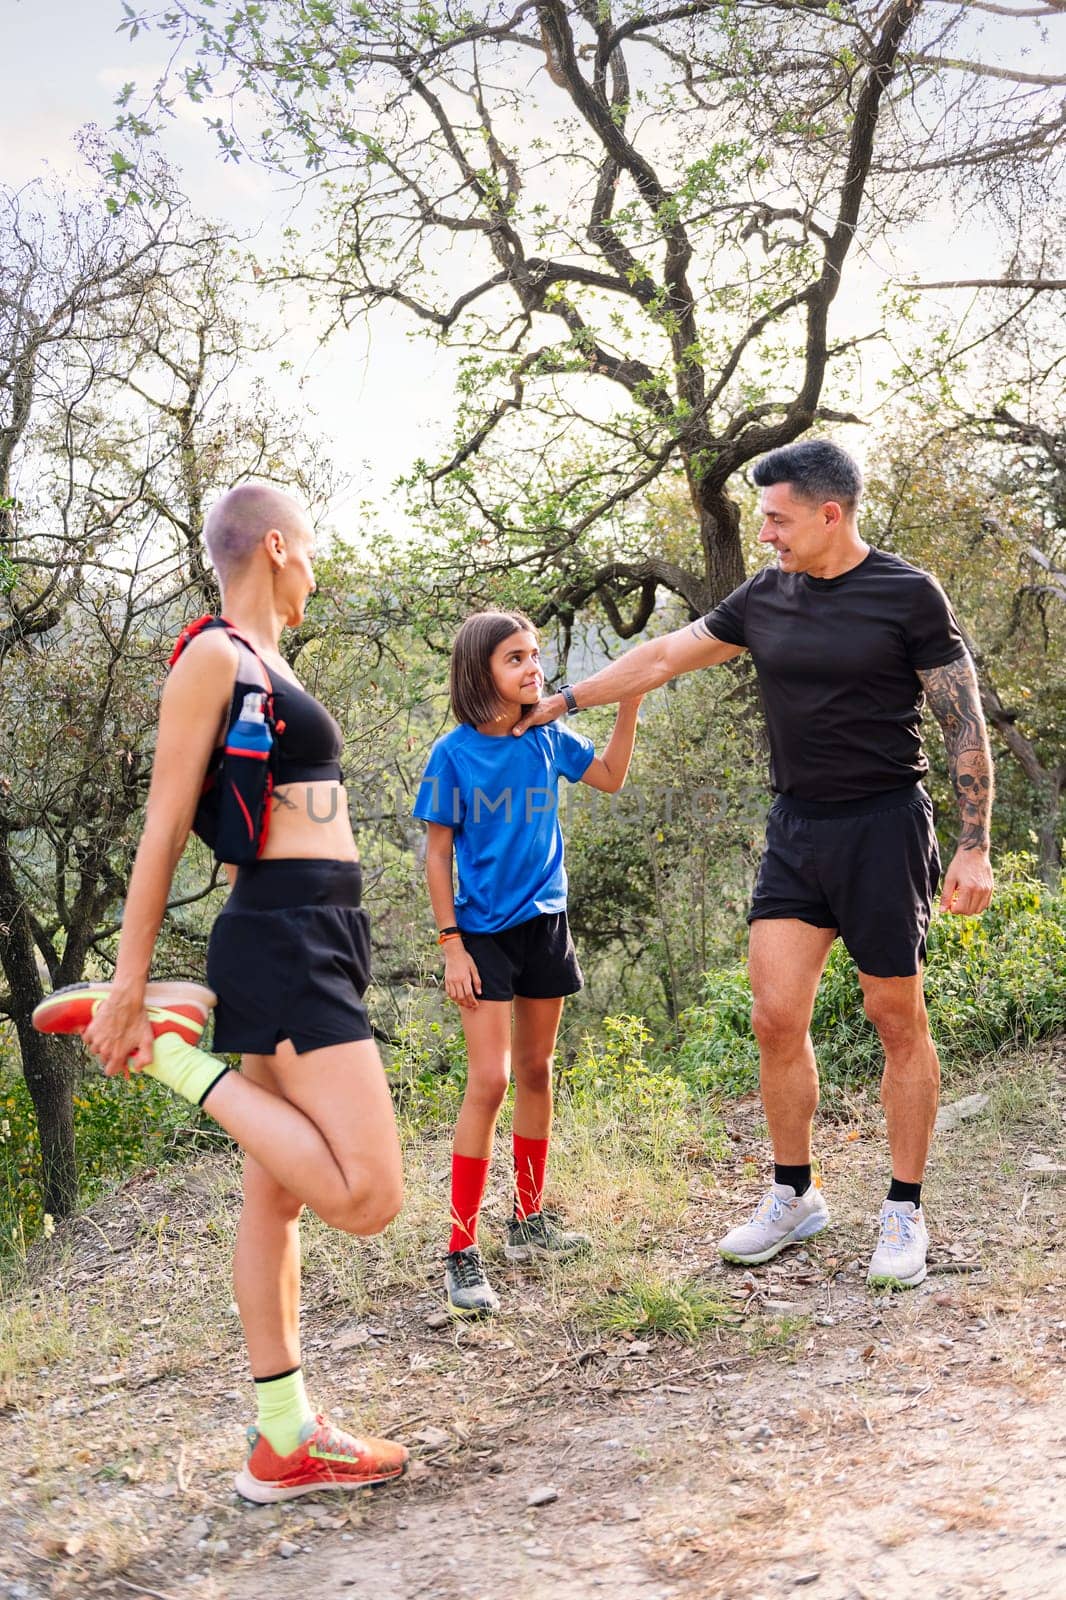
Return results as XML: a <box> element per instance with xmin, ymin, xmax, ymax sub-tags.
<box><xmin>219</xmin><ymin>1369</ymin><xmax>1065</xmax><ymax>1600</ymax></box>
<box><xmin>1</xmin><ymin>1045</ymin><xmax>1063</xmax><ymax>1600</ymax></box>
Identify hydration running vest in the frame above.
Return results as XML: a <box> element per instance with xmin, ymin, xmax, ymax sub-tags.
<box><xmin>169</xmin><ymin>615</ymin><xmax>281</xmax><ymax>865</ymax></box>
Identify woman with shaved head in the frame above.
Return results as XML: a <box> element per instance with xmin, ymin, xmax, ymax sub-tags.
<box><xmin>36</xmin><ymin>483</ymin><xmax>409</xmax><ymax>1502</ymax></box>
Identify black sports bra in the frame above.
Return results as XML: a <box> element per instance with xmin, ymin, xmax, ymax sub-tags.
<box><xmin>265</xmin><ymin>666</ymin><xmax>344</xmax><ymax>785</ymax></box>
<box><xmin>218</xmin><ymin>664</ymin><xmax>343</xmax><ymax>785</ymax></box>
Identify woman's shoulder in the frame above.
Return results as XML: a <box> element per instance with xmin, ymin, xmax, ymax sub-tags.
<box><xmin>163</xmin><ymin>625</ymin><xmax>239</xmax><ymax>715</ymax></box>
<box><xmin>170</xmin><ymin>624</ymin><xmax>241</xmax><ymax>674</ymax></box>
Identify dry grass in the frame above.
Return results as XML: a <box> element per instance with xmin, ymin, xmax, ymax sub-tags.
<box><xmin>0</xmin><ymin>1042</ymin><xmax>1062</xmax><ymax>1597</ymax></box>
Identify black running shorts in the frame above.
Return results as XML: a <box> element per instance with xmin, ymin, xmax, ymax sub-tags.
<box><xmin>749</xmin><ymin>784</ymin><xmax>941</xmax><ymax>978</ymax></box>
<box><xmin>459</xmin><ymin>912</ymin><xmax>583</xmax><ymax>1002</ymax></box>
<box><xmin>207</xmin><ymin>859</ymin><xmax>373</xmax><ymax>1056</ymax></box>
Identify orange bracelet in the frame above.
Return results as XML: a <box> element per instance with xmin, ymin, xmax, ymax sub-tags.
<box><xmin>438</xmin><ymin>931</ymin><xmax>463</xmax><ymax>946</ymax></box>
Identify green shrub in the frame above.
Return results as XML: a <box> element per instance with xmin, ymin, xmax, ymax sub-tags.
<box><xmin>0</xmin><ymin>1062</ymin><xmax>214</xmax><ymax>1263</ymax></box>
<box><xmin>562</xmin><ymin>1014</ymin><xmax>724</xmax><ymax>1160</ymax></box>
<box><xmin>0</xmin><ymin>1074</ymin><xmax>46</xmax><ymax>1254</ymax></box>
<box><xmin>925</xmin><ymin>858</ymin><xmax>1066</xmax><ymax>1052</ymax></box>
<box><xmin>672</xmin><ymin>857</ymin><xmax>1066</xmax><ymax>1100</ymax></box>
<box><xmin>389</xmin><ymin>1014</ymin><xmax>471</xmax><ymax>1130</ymax></box>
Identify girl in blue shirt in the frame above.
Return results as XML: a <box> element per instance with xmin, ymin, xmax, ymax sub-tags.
<box><xmin>414</xmin><ymin>610</ymin><xmax>642</xmax><ymax>1316</ymax></box>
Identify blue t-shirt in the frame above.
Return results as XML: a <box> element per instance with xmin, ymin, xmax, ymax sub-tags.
<box><xmin>413</xmin><ymin>722</ymin><xmax>596</xmax><ymax>932</ymax></box>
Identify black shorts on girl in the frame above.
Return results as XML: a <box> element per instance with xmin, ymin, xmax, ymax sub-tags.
<box><xmin>749</xmin><ymin>782</ymin><xmax>941</xmax><ymax>979</ymax></box>
<box><xmin>460</xmin><ymin>912</ymin><xmax>583</xmax><ymax>1002</ymax></box>
<box><xmin>206</xmin><ymin>859</ymin><xmax>373</xmax><ymax>1055</ymax></box>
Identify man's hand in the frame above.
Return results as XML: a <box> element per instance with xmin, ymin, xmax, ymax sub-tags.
<box><xmin>82</xmin><ymin>983</ymin><xmax>155</xmax><ymax>1077</ymax></box>
<box><xmin>939</xmin><ymin>847</ymin><xmax>994</xmax><ymax>916</ymax></box>
<box><xmin>513</xmin><ymin>692</ymin><xmax>566</xmax><ymax>737</ymax></box>
<box><xmin>443</xmin><ymin>944</ymin><xmax>482</xmax><ymax>1009</ymax></box>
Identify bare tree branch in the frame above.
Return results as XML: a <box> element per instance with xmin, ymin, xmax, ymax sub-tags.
<box><xmin>912</xmin><ymin>277</ymin><xmax>1066</xmax><ymax>290</ymax></box>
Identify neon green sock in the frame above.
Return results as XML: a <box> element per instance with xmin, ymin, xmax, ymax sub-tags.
<box><xmin>255</xmin><ymin>1368</ymin><xmax>315</xmax><ymax>1456</ymax></box>
<box><xmin>144</xmin><ymin>1034</ymin><xmax>230</xmax><ymax>1107</ymax></box>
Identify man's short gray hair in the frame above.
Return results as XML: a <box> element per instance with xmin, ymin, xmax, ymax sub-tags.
<box><xmin>752</xmin><ymin>440</ymin><xmax>863</xmax><ymax>510</ymax></box>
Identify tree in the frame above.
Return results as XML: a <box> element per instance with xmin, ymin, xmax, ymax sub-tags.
<box><xmin>867</xmin><ymin>422</ymin><xmax>1066</xmax><ymax>881</ymax></box>
<box><xmin>0</xmin><ymin>166</ymin><xmax>335</xmax><ymax>1217</ymax></box>
<box><xmin>0</xmin><ymin>171</ymin><xmax>196</xmax><ymax>1217</ymax></box>
<box><xmin>116</xmin><ymin>1</ymin><xmax>1066</xmax><ymax>629</ymax></box>
<box><xmin>871</xmin><ymin>238</ymin><xmax>1066</xmax><ymax>878</ymax></box>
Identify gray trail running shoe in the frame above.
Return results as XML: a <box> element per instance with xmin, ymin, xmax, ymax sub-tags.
<box><xmin>504</xmin><ymin>1211</ymin><xmax>592</xmax><ymax>1264</ymax></box>
<box><xmin>444</xmin><ymin>1245</ymin><xmax>500</xmax><ymax>1318</ymax></box>
<box><xmin>718</xmin><ymin>1181</ymin><xmax>830</xmax><ymax>1266</ymax></box>
<box><xmin>867</xmin><ymin>1200</ymin><xmax>929</xmax><ymax>1290</ymax></box>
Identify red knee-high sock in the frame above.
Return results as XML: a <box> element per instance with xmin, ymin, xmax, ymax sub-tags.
<box><xmin>448</xmin><ymin>1153</ymin><xmax>491</xmax><ymax>1253</ymax></box>
<box><xmin>513</xmin><ymin>1134</ymin><xmax>549</xmax><ymax>1220</ymax></box>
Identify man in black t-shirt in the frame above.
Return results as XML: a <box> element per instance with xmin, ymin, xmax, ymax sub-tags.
<box><xmin>516</xmin><ymin>440</ymin><xmax>994</xmax><ymax>1291</ymax></box>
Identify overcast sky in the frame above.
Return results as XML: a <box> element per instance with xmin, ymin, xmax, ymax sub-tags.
<box><xmin>2</xmin><ymin>0</ymin><xmax>464</xmax><ymax>539</ymax></box>
<box><xmin>2</xmin><ymin>0</ymin><xmax>1034</xmax><ymax>540</ymax></box>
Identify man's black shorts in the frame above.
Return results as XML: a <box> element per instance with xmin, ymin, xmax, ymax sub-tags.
<box><xmin>749</xmin><ymin>783</ymin><xmax>941</xmax><ymax>978</ymax></box>
<box><xmin>207</xmin><ymin>858</ymin><xmax>373</xmax><ymax>1056</ymax></box>
<box><xmin>459</xmin><ymin>912</ymin><xmax>583</xmax><ymax>1002</ymax></box>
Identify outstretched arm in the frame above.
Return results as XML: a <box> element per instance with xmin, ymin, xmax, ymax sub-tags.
<box><xmin>514</xmin><ymin>618</ymin><xmax>745</xmax><ymax>734</ymax></box>
<box><xmin>918</xmin><ymin>656</ymin><xmax>995</xmax><ymax>915</ymax></box>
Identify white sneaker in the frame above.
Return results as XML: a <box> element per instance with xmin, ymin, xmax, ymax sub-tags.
<box><xmin>718</xmin><ymin>1182</ymin><xmax>830</xmax><ymax>1265</ymax></box>
<box><xmin>867</xmin><ymin>1200</ymin><xmax>929</xmax><ymax>1290</ymax></box>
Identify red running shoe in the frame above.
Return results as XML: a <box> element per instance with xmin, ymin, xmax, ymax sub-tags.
<box><xmin>234</xmin><ymin>1415</ymin><xmax>409</xmax><ymax>1503</ymax></box>
<box><xmin>32</xmin><ymin>981</ymin><xmax>216</xmax><ymax>1046</ymax></box>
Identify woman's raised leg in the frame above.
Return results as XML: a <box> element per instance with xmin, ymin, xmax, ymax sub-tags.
<box><xmin>186</xmin><ymin>1035</ymin><xmax>403</xmax><ymax>1233</ymax></box>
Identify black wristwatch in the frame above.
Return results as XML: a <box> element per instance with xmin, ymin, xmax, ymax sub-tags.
<box><xmin>559</xmin><ymin>683</ymin><xmax>580</xmax><ymax>714</ymax></box>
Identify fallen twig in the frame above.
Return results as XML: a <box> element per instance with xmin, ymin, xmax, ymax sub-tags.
<box><xmin>113</xmin><ymin>1579</ymin><xmax>182</xmax><ymax>1600</ymax></box>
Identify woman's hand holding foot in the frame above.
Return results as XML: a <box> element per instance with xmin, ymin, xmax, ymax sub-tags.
<box><xmin>75</xmin><ymin>982</ymin><xmax>155</xmax><ymax>1077</ymax></box>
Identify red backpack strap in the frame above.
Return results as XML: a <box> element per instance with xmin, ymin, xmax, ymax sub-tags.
<box><xmin>169</xmin><ymin>614</ymin><xmax>222</xmax><ymax>667</ymax></box>
<box><xmin>222</xmin><ymin>626</ymin><xmax>273</xmax><ymax>702</ymax></box>
<box><xmin>169</xmin><ymin>616</ymin><xmax>272</xmax><ymax>701</ymax></box>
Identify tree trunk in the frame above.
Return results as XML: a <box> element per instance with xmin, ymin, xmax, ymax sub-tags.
<box><xmin>1033</xmin><ymin>770</ymin><xmax>1065</xmax><ymax>886</ymax></box>
<box><xmin>0</xmin><ymin>836</ymin><xmax>81</xmax><ymax>1218</ymax></box>
<box><xmin>693</xmin><ymin>475</ymin><xmax>747</xmax><ymax>608</ymax></box>
<box><xmin>14</xmin><ymin>1025</ymin><xmax>81</xmax><ymax>1219</ymax></box>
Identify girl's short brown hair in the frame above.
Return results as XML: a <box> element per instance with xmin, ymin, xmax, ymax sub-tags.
<box><xmin>450</xmin><ymin>610</ymin><xmax>538</xmax><ymax>727</ymax></box>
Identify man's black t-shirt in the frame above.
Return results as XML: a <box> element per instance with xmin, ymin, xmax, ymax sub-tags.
<box><xmin>702</xmin><ymin>548</ymin><xmax>967</xmax><ymax>802</ymax></box>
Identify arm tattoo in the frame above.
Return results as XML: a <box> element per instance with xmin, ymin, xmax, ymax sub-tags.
<box><xmin>689</xmin><ymin>618</ymin><xmax>714</xmax><ymax>641</ymax></box>
<box><xmin>918</xmin><ymin>658</ymin><xmax>994</xmax><ymax>852</ymax></box>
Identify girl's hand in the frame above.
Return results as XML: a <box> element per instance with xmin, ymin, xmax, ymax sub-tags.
<box><xmin>82</xmin><ymin>983</ymin><xmax>156</xmax><ymax>1077</ymax></box>
<box><xmin>443</xmin><ymin>943</ymin><xmax>482</xmax><ymax>1010</ymax></box>
<box><xmin>619</xmin><ymin>694</ymin><xmax>645</xmax><ymax>710</ymax></box>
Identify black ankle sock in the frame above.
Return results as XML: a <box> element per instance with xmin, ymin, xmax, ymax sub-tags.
<box><xmin>774</xmin><ymin>1163</ymin><xmax>812</xmax><ymax>1197</ymax></box>
<box><xmin>887</xmin><ymin>1178</ymin><xmax>922</xmax><ymax>1207</ymax></box>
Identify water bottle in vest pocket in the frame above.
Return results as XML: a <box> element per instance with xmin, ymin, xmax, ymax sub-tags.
<box><xmin>214</xmin><ymin>690</ymin><xmax>275</xmax><ymax>863</ymax></box>
<box><xmin>169</xmin><ymin>616</ymin><xmax>279</xmax><ymax>863</ymax></box>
